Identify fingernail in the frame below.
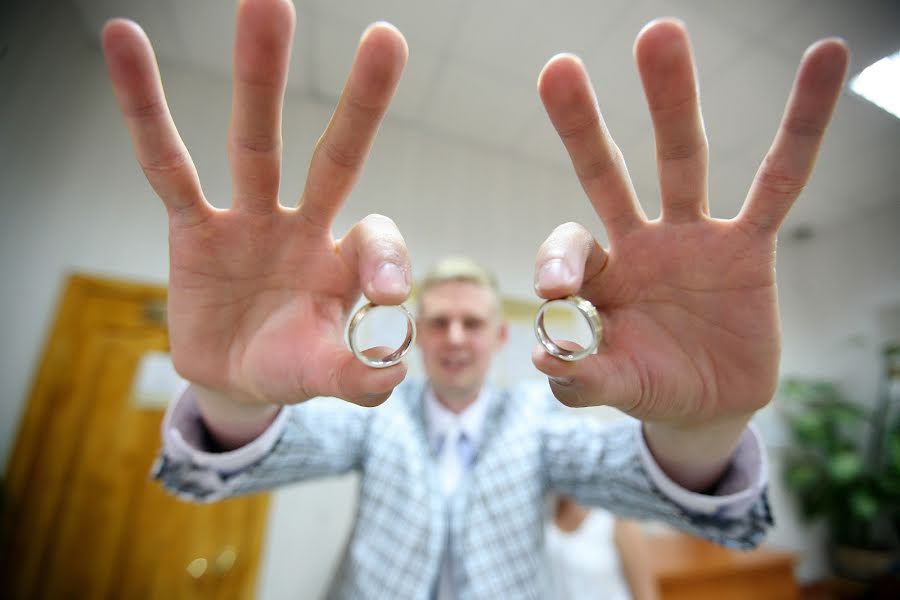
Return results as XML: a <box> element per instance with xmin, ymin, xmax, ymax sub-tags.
<box><xmin>374</xmin><ymin>263</ymin><xmax>407</xmax><ymax>296</ymax></box>
<box><xmin>549</xmin><ymin>376</ymin><xmax>575</xmax><ymax>386</ymax></box>
<box><xmin>536</xmin><ymin>259</ymin><xmax>572</xmax><ymax>291</ymax></box>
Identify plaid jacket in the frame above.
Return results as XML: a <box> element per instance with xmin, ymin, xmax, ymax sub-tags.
<box><xmin>154</xmin><ymin>380</ymin><xmax>772</xmax><ymax>600</ymax></box>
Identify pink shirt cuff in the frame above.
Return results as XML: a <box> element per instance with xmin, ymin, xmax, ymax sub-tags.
<box><xmin>636</xmin><ymin>422</ymin><xmax>767</xmax><ymax>518</ymax></box>
<box><xmin>160</xmin><ymin>384</ymin><xmax>288</xmax><ymax>475</ymax></box>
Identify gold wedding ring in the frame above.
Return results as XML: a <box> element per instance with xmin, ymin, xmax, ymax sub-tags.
<box><xmin>534</xmin><ymin>295</ymin><xmax>602</xmax><ymax>361</ymax></box>
<box><xmin>346</xmin><ymin>303</ymin><xmax>416</xmax><ymax>368</ymax></box>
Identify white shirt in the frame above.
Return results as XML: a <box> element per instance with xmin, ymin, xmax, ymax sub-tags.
<box><xmin>424</xmin><ymin>387</ymin><xmax>492</xmax><ymax>600</ymax></box>
<box><xmin>424</xmin><ymin>386</ymin><xmax>491</xmax><ymax>465</ymax></box>
<box><xmin>546</xmin><ymin>510</ymin><xmax>632</xmax><ymax>600</ymax></box>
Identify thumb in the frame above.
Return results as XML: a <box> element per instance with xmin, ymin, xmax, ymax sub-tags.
<box><xmin>338</xmin><ymin>213</ymin><xmax>412</xmax><ymax>305</ymax></box>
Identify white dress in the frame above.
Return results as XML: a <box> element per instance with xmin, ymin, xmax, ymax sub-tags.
<box><xmin>545</xmin><ymin>510</ymin><xmax>632</xmax><ymax>600</ymax></box>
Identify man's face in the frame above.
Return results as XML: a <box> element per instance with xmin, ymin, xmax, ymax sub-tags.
<box><xmin>416</xmin><ymin>280</ymin><xmax>508</xmax><ymax>404</ymax></box>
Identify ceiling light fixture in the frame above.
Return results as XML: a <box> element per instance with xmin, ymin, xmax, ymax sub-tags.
<box><xmin>849</xmin><ymin>50</ymin><xmax>900</xmax><ymax>119</ymax></box>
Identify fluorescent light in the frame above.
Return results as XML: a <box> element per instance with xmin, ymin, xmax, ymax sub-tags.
<box><xmin>849</xmin><ymin>50</ymin><xmax>900</xmax><ymax>119</ymax></box>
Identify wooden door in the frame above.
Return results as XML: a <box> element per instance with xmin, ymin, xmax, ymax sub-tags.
<box><xmin>1</xmin><ymin>274</ymin><xmax>270</xmax><ymax>600</ymax></box>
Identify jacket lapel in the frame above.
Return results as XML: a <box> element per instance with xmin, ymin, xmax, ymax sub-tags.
<box><xmin>469</xmin><ymin>386</ymin><xmax>509</xmax><ymax>466</ymax></box>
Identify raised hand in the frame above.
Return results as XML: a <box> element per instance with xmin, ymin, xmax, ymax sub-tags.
<box><xmin>531</xmin><ymin>19</ymin><xmax>848</xmax><ymax>487</ymax></box>
<box><xmin>102</xmin><ymin>0</ymin><xmax>412</xmax><ymax>439</ymax></box>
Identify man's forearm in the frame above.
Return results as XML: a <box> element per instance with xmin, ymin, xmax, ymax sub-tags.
<box><xmin>193</xmin><ymin>384</ymin><xmax>282</xmax><ymax>450</ymax></box>
<box><xmin>642</xmin><ymin>414</ymin><xmax>753</xmax><ymax>493</ymax></box>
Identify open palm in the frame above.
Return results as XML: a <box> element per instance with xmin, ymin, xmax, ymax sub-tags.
<box><xmin>533</xmin><ymin>20</ymin><xmax>849</xmax><ymax>427</ymax></box>
<box><xmin>102</xmin><ymin>0</ymin><xmax>411</xmax><ymax>407</ymax></box>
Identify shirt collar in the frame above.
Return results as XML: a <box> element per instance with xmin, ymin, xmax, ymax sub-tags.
<box><xmin>424</xmin><ymin>385</ymin><xmax>492</xmax><ymax>452</ymax></box>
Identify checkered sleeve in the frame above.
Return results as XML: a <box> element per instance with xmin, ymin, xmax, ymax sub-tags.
<box><xmin>151</xmin><ymin>386</ymin><xmax>371</xmax><ymax>503</ymax></box>
<box><xmin>540</xmin><ymin>410</ymin><xmax>773</xmax><ymax>549</ymax></box>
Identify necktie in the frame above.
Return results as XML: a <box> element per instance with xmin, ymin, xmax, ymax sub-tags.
<box><xmin>438</xmin><ymin>424</ymin><xmax>465</xmax><ymax>495</ymax></box>
<box><xmin>437</xmin><ymin>424</ymin><xmax>468</xmax><ymax>600</ymax></box>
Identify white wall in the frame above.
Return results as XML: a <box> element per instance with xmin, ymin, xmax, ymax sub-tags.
<box><xmin>2</xmin><ymin>1</ymin><xmax>899</xmax><ymax>594</ymax></box>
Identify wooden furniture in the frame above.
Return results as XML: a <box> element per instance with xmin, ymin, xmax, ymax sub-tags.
<box><xmin>649</xmin><ymin>532</ymin><xmax>798</xmax><ymax>600</ymax></box>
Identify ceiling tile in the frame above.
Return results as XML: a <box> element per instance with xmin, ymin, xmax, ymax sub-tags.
<box><xmin>696</xmin><ymin>0</ymin><xmax>807</xmax><ymax>44</ymax></box>
<box><xmin>700</xmin><ymin>49</ymin><xmax>799</xmax><ymax>158</ymax></box>
<box><xmin>529</xmin><ymin>0</ymin><xmax>759</xmax><ymax>154</ymax></box>
<box><xmin>451</xmin><ymin>0</ymin><xmax>631</xmax><ymax>83</ymax></box>
<box><xmin>288</xmin><ymin>6</ymin><xmax>315</xmax><ymax>93</ymax></box>
<box><xmin>68</xmin><ymin>0</ymin><xmax>899</xmax><ymax>237</ymax></box>
<box><xmin>309</xmin><ymin>13</ymin><xmax>441</xmax><ymax>121</ymax></box>
<box><xmin>800</xmin><ymin>107</ymin><xmax>900</xmax><ymax>225</ymax></box>
<box><xmin>174</xmin><ymin>1</ymin><xmax>313</xmax><ymax>95</ymax></box>
<box><xmin>514</xmin><ymin>113</ymin><xmax>665</xmax><ymax>224</ymax></box>
<box><xmin>589</xmin><ymin>0</ymin><xmax>758</xmax><ymax>81</ymax></box>
<box><xmin>825</xmin><ymin>91</ymin><xmax>900</xmax><ymax>163</ymax></box>
<box><xmin>706</xmin><ymin>146</ymin><xmax>762</xmax><ymax>220</ymax></box>
<box><xmin>74</xmin><ymin>0</ymin><xmax>184</xmax><ymax>57</ymax></box>
<box><xmin>513</xmin><ymin>114</ymin><xmax>571</xmax><ymax>169</ymax></box>
<box><xmin>420</xmin><ymin>59</ymin><xmax>536</xmax><ymax>147</ymax></box>
<box><xmin>762</xmin><ymin>0</ymin><xmax>900</xmax><ymax>68</ymax></box>
<box><xmin>302</xmin><ymin>0</ymin><xmax>467</xmax><ymax>53</ymax></box>
<box><xmin>171</xmin><ymin>1</ymin><xmax>237</xmax><ymax>83</ymax></box>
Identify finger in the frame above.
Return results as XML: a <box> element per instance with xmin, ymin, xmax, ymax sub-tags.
<box><xmin>229</xmin><ymin>0</ymin><xmax>295</xmax><ymax>213</ymax></box>
<box><xmin>532</xmin><ymin>344</ymin><xmax>579</xmax><ymax>386</ymax></box>
<box><xmin>534</xmin><ymin>222</ymin><xmax>608</xmax><ymax>300</ymax></box>
<box><xmin>298</xmin><ymin>23</ymin><xmax>407</xmax><ymax>228</ymax></box>
<box><xmin>531</xmin><ymin>344</ymin><xmax>639</xmax><ymax>411</ymax></box>
<box><xmin>739</xmin><ymin>38</ymin><xmax>849</xmax><ymax>234</ymax></box>
<box><xmin>101</xmin><ymin>19</ymin><xmax>208</xmax><ymax>224</ymax></box>
<box><xmin>337</xmin><ymin>214</ymin><xmax>412</xmax><ymax>305</ymax></box>
<box><xmin>335</xmin><ymin>352</ymin><xmax>408</xmax><ymax>407</ymax></box>
<box><xmin>538</xmin><ymin>54</ymin><xmax>645</xmax><ymax>239</ymax></box>
<box><xmin>634</xmin><ymin>19</ymin><xmax>709</xmax><ymax>223</ymax></box>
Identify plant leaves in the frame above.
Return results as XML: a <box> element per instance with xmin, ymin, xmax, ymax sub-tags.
<box><xmin>784</xmin><ymin>463</ymin><xmax>820</xmax><ymax>491</ymax></box>
<box><xmin>790</xmin><ymin>412</ymin><xmax>827</xmax><ymax>444</ymax></box>
<box><xmin>827</xmin><ymin>451</ymin><xmax>863</xmax><ymax>483</ymax></box>
<box><xmin>888</xmin><ymin>433</ymin><xmax>900</xmax><ymax>469</ymax></box>
<box><xmin>849</xmin><ymin>489</ymin><xmax>879</xmax><ymax>521</ymax></box>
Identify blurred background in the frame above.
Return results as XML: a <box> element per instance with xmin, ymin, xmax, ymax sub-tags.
<box><xmin>1</xmin><ymin>0</ymin><xmax>898</xmax><ymax>598</ymax></box>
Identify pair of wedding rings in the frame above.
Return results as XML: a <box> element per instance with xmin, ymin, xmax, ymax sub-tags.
<box><xmin>346</xmin><ymin>296</ymin><xmax>602</xmax><ymax>368</ymax></box>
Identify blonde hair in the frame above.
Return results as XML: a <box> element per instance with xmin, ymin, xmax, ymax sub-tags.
<box><xmin>417</xmin><ymin>256</ymin><xmax>500</xmax><ymax>310</ymax></box>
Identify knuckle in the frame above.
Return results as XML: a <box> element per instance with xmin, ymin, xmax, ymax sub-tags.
<box><xmin>346</xmin><ymin>91</ymin><xmax>386</xmax><ymax>119</ymax></box>
<box><xmin>575</xmin><ymin>154</ymin><xmax>617</xmax><ymax>182</ymax></box>
<box><xmin>782</xmin><ymin>115</ymin><xmax>824</xmax><ymax>138</ymax></box>
<box><xmin>140</xmin><ymin>148</ymin><xmax>191</xmax><ymax>175</ymax></box>
<box><xmin>557</xmin><ymin>112</ymin><xmax>600</xmax><ymax>141</ymax></box>
<box><xmin>756</xmin><ymin>168</ymin><xmax>806</xmax><ymax>198</ymax></box>
<box><xmin>658</xmin><ymin>139</ymin><xmax>706</xmax><ymax>162</ymax></box>
<box><xmin>232</xmin><ymin>133</ymin><xmax>280</xmax><ymax>155</ymax></box>
<box><xmin>317</xmin><ymin>138</ymin><xmax>363</xmax><ymax>171</ymax></box>
<box><xmin>546</xmin><ymin>221</ymin><xmax>591</xmax><ymax>251</ymax></box>
<box><xmin>127</xmin><ymin>99</ymin><xmax>166</xmax><ymax>120</ymax></box>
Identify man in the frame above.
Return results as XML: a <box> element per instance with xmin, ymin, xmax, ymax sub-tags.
<box><xmin>158</xmin><ymin>255</ymin><xmax>769</xmax><ymax>597</ymax></box>
<box><xmin>101</xmin><ymin>0</ymin><xmax>849</xmax><ymax>597</ymax></box>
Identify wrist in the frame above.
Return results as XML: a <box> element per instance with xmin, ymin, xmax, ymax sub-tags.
<box><xmin>192</xmin><ymin>384</ymin><xmax>282</xmax><ymax>450</ymax></box>
<box><xmin>642</xmin><ymin>413</ymin><xmax>754</xmax><ymax>493</ymax></box>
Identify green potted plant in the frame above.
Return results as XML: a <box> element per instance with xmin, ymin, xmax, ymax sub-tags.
<box><xmin>781</xmin><ymin>345</ymin><xmax>900</xmax><ymax>580</ymax></box>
